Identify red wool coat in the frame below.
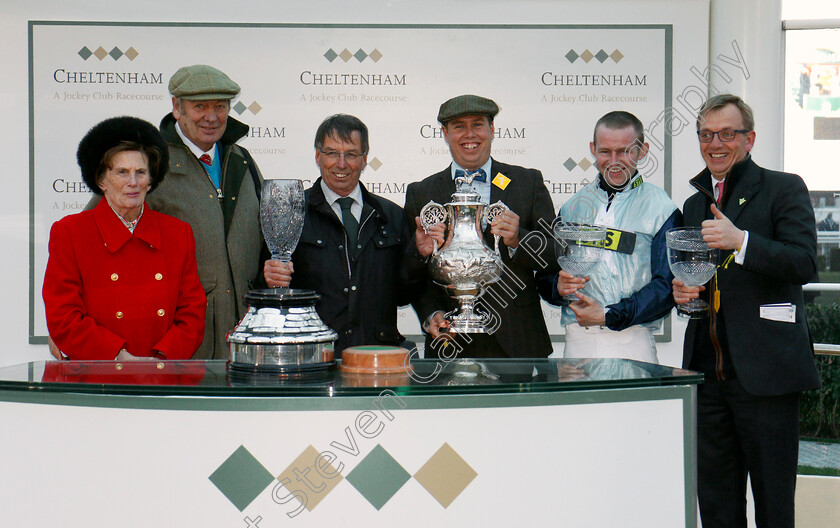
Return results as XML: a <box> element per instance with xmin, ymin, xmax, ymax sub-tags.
<box><xmin>43</xmin><ymin>199</ymin><xmax>206</xmax><ymax>360</ymax></box>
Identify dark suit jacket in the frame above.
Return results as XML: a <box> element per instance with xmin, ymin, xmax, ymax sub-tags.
<box><xmin>404</xmin><ymin>159</ymin><xmax>555</xmax><ymax>358</ymax></box>
<box><xmin>682</xmin><ymin>156</ymin><xmax>820</xmax><ymax>396</ymax></box>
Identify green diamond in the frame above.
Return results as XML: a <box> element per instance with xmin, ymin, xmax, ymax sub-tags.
<box><xmin>563</xmin><ymin>157</ymin><xmax>578</xmax><ymax>171</ymax></box>
<box><xmin>109</xmin><ymin>47</ymin><xmax>123</xmax><ymax>61</ymax></box>
<box><xmin>354</xmin><ymin>49</ymin><xmax>368</xmax><ymax>62</ymax></box>
<box><xmin>209</xmin><ymin>445</ymin><xmax>274</xmax><ymax>512</ymax></box>
<box><xmin>565</xmin><ymin>49</ymin><xmax>579</xmax><ymax>63</ymax></box>
<box><xmin>233</xmin><ymin>101</ymin><xmax>247</xmax><ymax>115</ymax></box>
<box><xmin>324</xmin><ymin>48</ymin><xmax>338</xmax><ymax>62</ymax></box>
<box><xmin>346</xmin><ymin>445</ymin><xmax>410</xmax><ymax>510</ymax></box>
<box><xmin>78</xmin><ymin>47</ymin><xmax>92</xmax><ymax>60</ymax></box>
<box><xmin>595</xmin><ymin>49</ymin><xmax>609</xmax><ymax>63</ymax></box>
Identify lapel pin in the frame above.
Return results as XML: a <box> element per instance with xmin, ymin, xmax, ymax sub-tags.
<box><xmin>739</xmin><ymin>198</ymin><xmax>746</xmax><ymax>205</ymax></box>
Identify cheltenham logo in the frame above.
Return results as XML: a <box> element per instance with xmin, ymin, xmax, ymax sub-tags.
<box><xmin>565</xmin><ymin>48</ymin><xmax>624</xmax><ymax>64</ymax></box>
<box><xmin>232</xmin><ymin>99</ymin><xmax>262</xmax><ymax>116</ymax></box>
<box><xmin>77</xmin><ymin>46</ymin><xmax>138</xmax><ymax>61</ymax></box>
<box><xmin>323</xmin><ymin>48</ymin><xmax>383</xmax><ymax>63</ymax></box>
<box><xmin>209</xmin><ymin>442</ymin><xmax>476</xmax><ymax>515</ymax></box>
<box><xmin>563</xmin><ymin>157</ymin><xmax>594</xmax><ymax>172</ymax></box>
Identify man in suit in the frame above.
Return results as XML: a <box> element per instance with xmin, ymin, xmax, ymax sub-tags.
<box><xmin>86</xmin><ymin>65</ymin><xmax>265</xmax><ymax>359</ymax></box>
<box><xmin>404</xmin><ymin>94</ymin><xmax>555</xmax><ymax>358</ymax></box>
<box><xmin>673</xmin><ymin>94</ymin><xmax>821</xmax><ymax>528</ymax></box>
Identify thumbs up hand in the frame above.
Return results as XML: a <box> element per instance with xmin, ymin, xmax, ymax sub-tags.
<box><xmin>701</xmin><ymin>203</ymin><xmax>745</xmax><ymax>250</ymax></box>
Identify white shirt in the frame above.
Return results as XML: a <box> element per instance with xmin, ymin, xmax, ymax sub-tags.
<box><xmin>320</xmin><ymin>180</ymin><xmax>363</xmax><ymax>224</ymax></box>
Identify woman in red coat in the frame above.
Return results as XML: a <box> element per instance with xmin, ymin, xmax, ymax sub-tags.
<box><xmin>43</xmin><ymin>116</ymin><xmax>206</xmax><ymax>360</ymax></box>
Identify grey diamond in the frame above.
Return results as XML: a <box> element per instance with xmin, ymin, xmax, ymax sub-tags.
<box><xmin>565</xmin><ymin>49</ymin><xmax>579</xmax><ymax>63</ymax></box>
<box><xmin>563</xmin><ymin>157</ymin><xmax>578</xmax><ymax>171</ymax></box>
<box><xmin>78</xmin><ymin>46</ymin><xmax>92</xmax><ymax>60</ymax></box>
<box><xmin>324</xmin><ymin>48</ymin><xmax>338</xmax><ymax>62</ymax></box>
<box><xmin>233</xmin><ymin>101</ymin><xmax>247</xmax><ymax>115</ymax></box>
<box><xmin>595</xmin><ymin>49</ymin><xmax>609</xmax><ymax>63</ymax></box>
<box><xmin>109</xmin><ymin>47</ymin><xmax>123</xmax><ymax>61</ymax></box>
<box><xmin>354</xmin><ymin>49</ymin><xmax>368</xmax><ymax>62</ymax></box>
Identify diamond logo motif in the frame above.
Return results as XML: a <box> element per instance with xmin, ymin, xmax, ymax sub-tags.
<box><xmin>124</xmin><ymin>47</ymin><xmax>139</xmax><ymax>61</ymax></box>
<box><xmin>368</xmin><ymin>158</ymin><xmax>382</xmax><ymax>171</ymax></box>
<box><xmin>324</xmin><ymin>48</ymin><xmax>338</xmax><ymax>62</ymax></box>
<box><xmin>93</xmin><ymin>46</ymin><xmax>108</xmax><ymax>60</ymax></box>
<box><xmin>610</xmin><ymin>49</ymin><xmax>624</xmax><ymax>63</ymax></box>
<box><xmin>354</xmin><ymin>48</ymin><xmax>368</xmax><ymax>62</ymax></box>
<box><xmin>209</xmin><ymin>445</ymin><xmax>275</xmax><ymax>512</ymax></box>
<box><xmin>369</xmin><ymin>49</ymin><xmax>383</xmax><ymax>62</ymax></box>
<box><xmin>594</xmin><ymin>49</ymin><xmax>609</xmax><ymax>63</ymax></box>
<box><xmin>578</xmin><ymin>158</ymin><xmax>593</xmax><ymax>171</ymax></box>
<box><xmin>233</xmin><ymin>101</ymin><xmax>247</xmax><ymax>115</ymax></box>
<box><xmin>580</xmin><ymin>49</ymin><xmax>594</xmax><ymax>63</ymax></box>
<box><xmin>565</xmin><ymin>49</ymin><xmax>579</xmax><ymax>63</ymax></box>
<box><xmin>248</xmin><ymin>101</ymin><xmax>262</xmax><ymax>114</ymax></box>
<box><xmin>563</xmin><ymin>157</ymin><xmax>578</xmax><ymax>172</ymax></box>
<box><xmin>413</xmin><ymin>443</ymin><xmax>476</xmax><ymax>508</ymax></box>
<box><xmin>347</xmin><ymin>445</ymin><xmax>410</xmax><ymax>510</ymax></box>
<box><xmin>78</xmin><ymin>46</ymin><xmax>92</xmax><ymax>60</ymax></box>
<box><xmin>339</xmin><ymin>49</ymin><xmax>353</xmax><ymax>62</ymax></box>
<box><xmin>109</xmin><ymin>47</ymin><xmax>123</xmax><ymax>61</ymax></box>
<box><xmin>276</xmin><ymin>445</ymin><xmax>343</xmax><ymax>512</ymax></box>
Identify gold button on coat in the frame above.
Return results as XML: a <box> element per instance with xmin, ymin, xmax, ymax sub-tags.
<box><xmin>157</xmin><ymin>309</ymin><xmax>165</xmax><ymax>316</ymax></box>
<box><xmin>115</xmin><ymin>311</ymin><xmax>124</xmax><ymax>318</ymax></box>
<box><xmin>110</xmin><ymin>273</ymin><xmax>119</xmax><ymax>281</ymax></box>
<box><xmin>155</xmin><ymin>273</ymin><xmax>163</xmax><ymax>280</ymax></box>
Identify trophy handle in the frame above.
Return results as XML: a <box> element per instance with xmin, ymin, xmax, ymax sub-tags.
<box><xmin>419</xmin><ymin>201</ymin><xmax>447</xmax><ymax>255</ymax></box>
<box><xmin>483</xmin><ymin>201</ymin><xmax>510</xmax><ymax>255</ymax></box>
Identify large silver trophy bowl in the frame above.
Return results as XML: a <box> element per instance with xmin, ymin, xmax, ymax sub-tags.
<box><xmin>666</xmin><ymin>227</ymin><xmax>719</xmax><ymax>319</ymax></box>
<box><xmin>261</xmin><ymin>179</ymin><xmax>305</xmax><ymax>262</ymax></box>
<box><xmin>553</xmin><ymin>222</ymin><xmax>607</xmax><ymax>303</ymax></box>
<box><xmin>420</xmin><ymin>172</ymin><xmax>508</xmax><ymax>333</ymax></box>
<box><xmin>227</xmin><ymin>179</ymin><xmax>337</xmax><ymax>377</ymax></box>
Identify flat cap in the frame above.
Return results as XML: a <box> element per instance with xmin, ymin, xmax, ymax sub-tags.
<box><xmin>437</xmin><ymin>94</ymin><xmax>500</xmax><ymax>124</ymax></box>
<box><xmin>168</xmin><ymin>64</ymin><xmax>240</xmax><ymax>100</ymax></box>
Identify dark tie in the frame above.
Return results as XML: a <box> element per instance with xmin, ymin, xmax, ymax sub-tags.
<box><xmin>337</xmin><ymin>197</ymin><xmax>359</xmax><ymax>251</ymax></box>
<box><xmin>199</xmin><ymin>154</ymin><xmax>212</xmax><ymax>166</ymax></box>
<box><xmin>715</xmin><ymin>181</ymin><xmax>724</xmax><ymax>204</ymax></box>
<box><xmin>455</xmin><ymin>168</ymin><xmax>487</xmax><ymax>182</ymax></box>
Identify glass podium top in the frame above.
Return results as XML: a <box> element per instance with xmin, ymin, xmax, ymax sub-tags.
<box><xmin>0</xmin><ymin>358</ymin><xmax>702</xmax><ymax>398</ymax></box>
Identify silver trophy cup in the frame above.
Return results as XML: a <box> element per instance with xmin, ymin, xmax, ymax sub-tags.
<box><xmin>419</xmin><ymin>172</ymin><xmax>508</xmax><ymax>333</ymax></box>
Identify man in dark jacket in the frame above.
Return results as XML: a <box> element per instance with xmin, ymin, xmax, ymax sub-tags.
<box><xmin>264</xmin><ymin>114</ymin><xmax>417</xmax><ymax>356</ymax></box>
<box><xmin>673</xmin><ymin>94</ymin><xmax>820</xmax><ymax>527</ymax></box>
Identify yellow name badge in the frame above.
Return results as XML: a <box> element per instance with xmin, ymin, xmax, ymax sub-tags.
<box><xmin>492</xmin><ymin>173</ymin><xmax>511</xmax><ymax>190</ymax></box>
<box><xmin>579</xmin><ymin>228</ymin><xmax>635</xmax><ymax>255</ymax></box>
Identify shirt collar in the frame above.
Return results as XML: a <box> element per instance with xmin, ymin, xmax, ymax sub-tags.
<box><xmin>175</xmin><ymin>122</ymin><xmax>216</xmax><ymax>162</ymax></box>
<box><xmin>450</xmin><ymin>158</ymin><xmax>493</xmax><ymax>181</ymax></box>
<box><xmin>320</xmin><ymin>179</ymin><xmax>363</xmax><ymax>208</ymax></box>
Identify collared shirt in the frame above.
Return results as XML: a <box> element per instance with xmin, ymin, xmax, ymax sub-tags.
<box><xmin>175</xmin><ymin>123</ymin><xmax>222</xmax><ymax>191</ymax></box>
<box><xmin>451</xmin><ymin>158</ymin><xmax>493</xmax><ymax>204</ymax></box>
<box><xmin>106</xmin><ymin>201</ymin><xmax>144</xmax><ymax>233</ymax></box>
<box><xmin>320</xmin><ymin>179</ymin><xmax>363</xmax><ymax>224</ymax></box>
<box><xmin>175</xmin><ymin>123</ymin><xmax>216</xmax><ymax>163</ymax></box>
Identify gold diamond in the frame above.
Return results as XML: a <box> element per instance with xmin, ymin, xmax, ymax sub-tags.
<box><xmin>93</xmin><ymin>46</ymin><xmax>108</xmax><ymax>60</ymax></box>
<box><xmin>369</xmin><ymin>49</ymin><xmax>383</xmax><ymax>62</ymax></box>
<box><xmin>368</xmin><ymin>158</ymin><xmax>382</xmax><ymax>171</ymax></box>
<box><xmin>578</xmin><ymin>158</ymin><xmax>593</xmax><ymax>171</ymax></box>
<box><xmin>339</xmin><ymin>49</ymin><xmax>353</xmax><ymax>62</ymax></box>
<box><xmin>580</xmin><ymin>49</ymin><xmax>594</xmax><ymax>63</ymax></box>
<box><xmin>124</xmin><ymin>47</ymin><xmax>139</xmax><ymax>61</ymax></box>
<box><xmin>248</xmin><ymin>101</ymin><xmax>262</xmax><ymax>114</ymax></box>
<box><xmin>610</xmin><ymin>49</ymin><xmax>624</xmax><ymax>63</ymax></box>
<box><xmin>414</xmin><ymin>443</ymin><xmax>476</xmax><ymax>508</ymax></box>
<box><xmin>275</xmin><ymin>445</ymin><xmax>343</xmax><ymax>512</ymax></box>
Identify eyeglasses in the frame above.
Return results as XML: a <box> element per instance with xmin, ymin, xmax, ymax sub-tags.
<box><xmin>318</xmin><ymin>148</ymin><xmax>365</xmax><ymax>162</ymax></box>
<box><xmin>697</xmin><ymin>129</ymin><xmax>749</xmax><ymax>143</ymax></box>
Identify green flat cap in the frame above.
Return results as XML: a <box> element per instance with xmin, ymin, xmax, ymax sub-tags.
<box><xmin>168</xmin><ymin>64</ymin><xmax>241</xmax><ymax>100</ymax></box>
<box><xmin>437</xmin><ymin>94</ymin><xmax>500</xmax><ymax>124</ymax></box>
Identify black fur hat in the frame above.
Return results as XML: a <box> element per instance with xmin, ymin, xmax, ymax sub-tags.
<box><xmin>76</xmin><ymin>116</ymin><xmax>169</xmax><ymax>195</ymax></box>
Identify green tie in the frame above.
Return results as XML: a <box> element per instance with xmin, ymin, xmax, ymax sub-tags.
<box><xmin>338</xmin><ymin>197</ymin><xmax>359</xmax><ymax>252</ymax></box>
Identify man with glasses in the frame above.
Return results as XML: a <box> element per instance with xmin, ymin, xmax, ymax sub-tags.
<box><xmin>404</xmin><ymin>94</ymin><xmax>555</xmax><ymax>359</ymax></box>
<box><xmin>264</xmin><ymin>114</ymin><xmax>417</xmax><ymax>356</ymax></box>
<box><xmin>537</xmin><ymin>111</ymin><xmax>680</xmax><ymax>363</ymax></box>
<box><xmin>672</xmin><ymin>94</ymin><xmax>820</xmax><ymax>527</ymax></box>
